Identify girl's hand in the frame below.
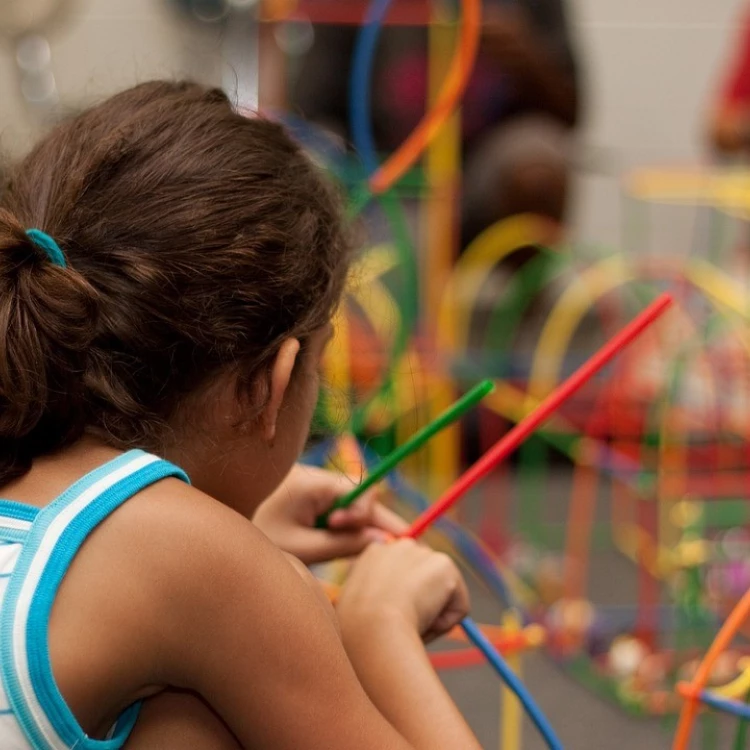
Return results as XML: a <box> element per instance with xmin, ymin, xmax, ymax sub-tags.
<box><xmin>252</xmin><ymin>463</ymin><xmax>407</xmax><ymax>565</ymax></box>
<box><xmin>337</xmin><ymin>539</ymin><xmax>471</xmax><ymax>644</ymax></box>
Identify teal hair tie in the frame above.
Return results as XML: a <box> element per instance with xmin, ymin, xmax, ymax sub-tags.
<box><xmin>25</xmin><ymin>229</ymin><xmax>67</xmax><ymax>268</ymax></box>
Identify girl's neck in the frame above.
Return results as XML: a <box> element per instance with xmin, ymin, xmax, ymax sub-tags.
<box><xmin>0</xmin><ymin>436</ymin><xmax>124</xmax><ymax>509</ymax></box>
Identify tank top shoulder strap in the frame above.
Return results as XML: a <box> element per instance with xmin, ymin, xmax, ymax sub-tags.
<box><xmin>0</xmin><ymin>449</ymin><xmax>189</xmax><ymax>750</ymax></box>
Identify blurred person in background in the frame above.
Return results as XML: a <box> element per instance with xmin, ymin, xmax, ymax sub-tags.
<box><xmin>292</xmin><ymin>0</ymin><xmax>583</xmax><ymax>247</ymax></box>
<box><xmin>710</xmin><ymin>4</ymin><xmax>750</xmax><ymax>157</ymax></box>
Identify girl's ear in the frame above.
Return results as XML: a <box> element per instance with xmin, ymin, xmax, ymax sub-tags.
<box><xmin>260</xmin><ymin>338</ymin><xmax>301</xmax><ymax>443</ymax></box>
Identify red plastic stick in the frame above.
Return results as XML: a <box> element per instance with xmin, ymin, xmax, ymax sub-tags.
<box><xmin>406</xmin><ymin>293</ymin><xmax>673</xmax><ymax>539</ymax></box>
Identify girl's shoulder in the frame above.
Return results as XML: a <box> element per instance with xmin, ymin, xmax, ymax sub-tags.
<box><xmin>45</xmin><ymin>465</ymin><xmax>308</xmax><ymax>738</ymax></box>
<box><xmin>100</xmin><ymin>472</ymin><xmax>273</xmax><ymax>587</ymax></box>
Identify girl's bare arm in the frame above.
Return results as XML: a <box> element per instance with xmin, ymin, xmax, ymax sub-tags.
<box><xmin>146</xmin><ymin>487</ymin><xmax>480</xmax><ymax>750</ymax></box>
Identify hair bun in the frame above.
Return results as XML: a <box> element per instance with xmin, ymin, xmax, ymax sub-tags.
<box><xmin>0</xmin><ymin>208</ymin><xmax>99</xmax><ymax>455</ymax></box>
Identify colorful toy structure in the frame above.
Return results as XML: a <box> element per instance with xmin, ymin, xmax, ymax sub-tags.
<box><xmin>259</xmin><ymin>2</ymin><xmax>750</xmax><ymax>748</ymax></box>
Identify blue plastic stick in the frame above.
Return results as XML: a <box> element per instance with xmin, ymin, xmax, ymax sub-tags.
<box><xmin>461</xmin><ymin>617</ymin><xmax>564</xmax><ymax>750</ymax></box>
<box><xmin>349</xmin><ymin>0</ymin><xmax>394</xmax><ymax>176</ymax></box>
<box><xmin>700</xmin><ymin>690</ymin><xmax>750</xmax><ymax>720</ymax></box>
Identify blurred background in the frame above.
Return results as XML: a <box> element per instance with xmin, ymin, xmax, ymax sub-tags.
<box><xmin>4</xmin><ymin>2</ymin><xmax>750</xmax><ymax>749</ymax></box>
<box><xmin>0</xmin><ymin>0</ymin><xmax>743</xmax><ymax>247</ymax></box>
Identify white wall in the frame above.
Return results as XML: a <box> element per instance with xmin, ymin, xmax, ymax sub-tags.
<box><xmin>569</xmin><ymin>0</ymin><xmax>746</xmax><ymax>249</ymax></box>
<box><xmin>0</xmin><ymin>0</ymin><xmax>222</xmax><ymax>154</ymax></box>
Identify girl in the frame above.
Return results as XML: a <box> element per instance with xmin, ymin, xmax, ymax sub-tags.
<box><xmin>0</xmin><ymin>81</ymin><xmax>481</xmax><ymax>749</ymax></box>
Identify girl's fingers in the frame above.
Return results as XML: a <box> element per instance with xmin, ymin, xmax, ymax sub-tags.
<box><xmin>326</xmin><ymin>488</ymin><xmax>378</xmax><ymax>528</ymax></box>
<box><xmin>371</xmin><ymin>503</ymin><xmax>409</xmax><ymax>535</ymax></box>
<box><xmin>327</xmin><ymin>497</ymin><xmax>407</xmax><ymax>536</ymax></box>
<box><xmin>421</xmin><ymin>602</ymin><xmax>469</xmax><ymax>644</ymax></box>
<box><xmin>299</xmin><ymin>528</ymin><xmax>391</xmax><ymax>564</ymax></box>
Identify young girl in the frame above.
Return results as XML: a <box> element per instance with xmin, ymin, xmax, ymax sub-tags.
<box><xmin>0</xmin><ymin>81</ymin><xmax>481</xmax><ymax>749</ymax></box>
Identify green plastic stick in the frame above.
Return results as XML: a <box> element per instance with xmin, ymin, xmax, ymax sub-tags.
<box><xmin>317</xmin><ymin>380</ymin><xmax>495</xmax><ymax>527</ymax></box>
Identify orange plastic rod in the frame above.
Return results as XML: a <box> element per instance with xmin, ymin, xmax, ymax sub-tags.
<box><xmin>368</xmin><ymin>0</ymin><xmax>482</xmax><ymax>194</ymax></box>
<box><xmin>673</xmin><ymin>587</ymin><xmax>750</xmax><ymax>749</ymax></box>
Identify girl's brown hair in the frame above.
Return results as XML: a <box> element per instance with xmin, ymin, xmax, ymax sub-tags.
<box><xmin>0</xmin><ymin>80</ymin><xmax>349</xmax><ymax>483</ymax></box>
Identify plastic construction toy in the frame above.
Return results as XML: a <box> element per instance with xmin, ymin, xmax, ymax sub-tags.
<box><xmin>255</xmin><ymin>1</ymin><xmax>750</xmax><ymax>747</ymax></box>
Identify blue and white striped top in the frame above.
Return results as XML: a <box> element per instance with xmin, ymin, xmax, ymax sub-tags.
<box><xmin>0</xmin><ymin>449</ymin><xmax>188</xmax><ymax>750</ymax></box>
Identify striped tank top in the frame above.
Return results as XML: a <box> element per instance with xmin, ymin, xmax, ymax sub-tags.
<box><xmin>0</xmin><ymin>449</ymin><xmax>188</xmax><ymax>749</ymax></box>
